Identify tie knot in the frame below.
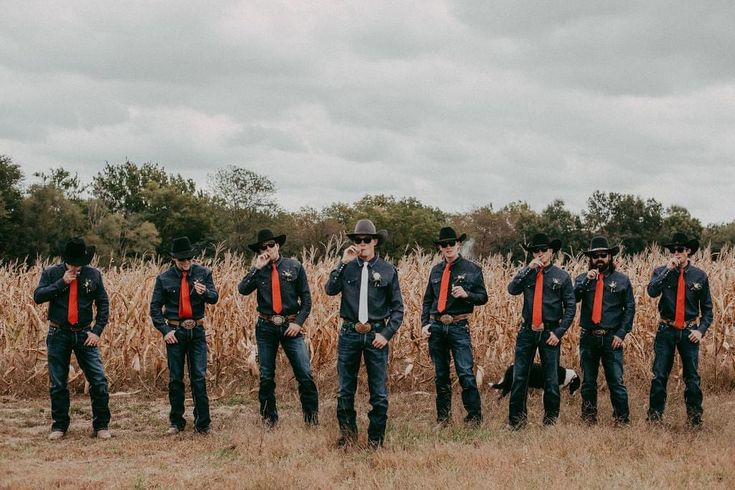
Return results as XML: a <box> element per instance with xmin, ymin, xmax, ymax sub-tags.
<box><xmin>182</xmin><ymin>271</ymin><xmax>188</xmax><ymax>277</ymax></box>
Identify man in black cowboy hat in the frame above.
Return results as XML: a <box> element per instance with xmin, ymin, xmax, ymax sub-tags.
<box><xmin>647</xmin><ymin>232</ymin><xmax>713</xmax><ymax>428</ymax></box>
<box><xmin>150</xmin><ymin>236</ymin><xmax>219</xmax><ymax>434</ymax></box>
<box><xmin>506</xmin><ymin>233</ymin><xmax>575</xmax><ymax>429</ymax></box>
<box><xmin>33</xmin><ymin>237</ymin><xmax>111</xmax><ymax>440</ymax></box>
<box><xmin>325</xmin><ymin>219</ymin><xmax>404</xmax><ymax>448</ymax></box>
<box><xmin>574</xmin><ymin>236</ymin><xmax>635</xmax><ymax>424</ymax></box>
<box><xmin>238</xmin><ymin>229</ymin><xmax>318</xmax><ymax>427</ymax></box>
<box><xmin>421</xmin><ymin>227</ymin><xmax>488</xmax><ymax>426</ymax></box>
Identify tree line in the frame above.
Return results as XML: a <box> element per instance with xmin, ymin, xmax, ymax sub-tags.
<box><xmin>1</xmin><ymin>154</ymin><xmax>733</xmax><ymax>265</ymax></box>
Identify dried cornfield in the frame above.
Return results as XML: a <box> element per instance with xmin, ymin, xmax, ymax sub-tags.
<box><xmin>1</xmin><ymin>246</ymin><xmax>733</xmax><ymax>396</ymax></box>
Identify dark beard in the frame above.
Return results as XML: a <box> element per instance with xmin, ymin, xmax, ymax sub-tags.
<box><xmin>594</xmin><ymin>261</ymin><xmax>610</xmax><ymax>272</ymax></box>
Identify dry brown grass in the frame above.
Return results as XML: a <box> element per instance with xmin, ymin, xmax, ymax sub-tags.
<box><xmin>1</xmin><ymin>389</ymin><xmax>734</xmax><ymax>489</ymax></box>
<box><xmin>0</xmin><ymin>247</ymin><xmax>733</xmax><ymax>396</ymax></box>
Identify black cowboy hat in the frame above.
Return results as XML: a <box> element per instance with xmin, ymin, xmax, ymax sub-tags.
<box><xmin>664</xmin><ymin>232</ymin><xmax>699</xmax><ymax>254</ymax></box>
<box><xmin>170</xmin><ymin>236</ymin><xmax>197</xmax><ymax>259</ymax></box>
<box><xmin>583</xmin><ymin>236</ymin><xmax>620</xmax><ymax>257</ymax></box>
<box><xmin>248</xmin><ymin>229</ymin><xmax>286</xmax><ymax>253</ymax></box>
<box><xmin>346</xmin><ymin>219</ymin><xmax>388</xmax><ymax>245</ymax></box>
<box><xmin>521</xmin><ymin>233</ymin><xmax>562</xmax><ymax>253</ymax></box>
<box><xmin>433</xmin><ymin>226</ymin><xmax>467</xmax><ymax>245</ymax></box>
<box><xmin>62</xmin><ymin>238</ymin><xmax>95</xmax><ymax>266</ymax></box>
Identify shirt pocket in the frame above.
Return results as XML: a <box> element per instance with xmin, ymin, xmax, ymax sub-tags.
<box><xmin>281</xmin><ymin>268</ymin><xmax>298</xmax><ymax>282</ymax></box>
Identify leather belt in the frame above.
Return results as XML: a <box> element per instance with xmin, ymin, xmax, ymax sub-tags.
<box><xmin>49</xmin><ymin>321</ymin><xmax>91</xmax><ymax>332</ymax></box>
<box><xmin>522</xmin><ymin>321</ymin><xmax>560</xmax><ymax>332</ymax></box>
<box><xmin>590</xmin><ymin>329</ymin><xmax>608</xmax><ymax>336</ymax></box>
<box><xmin>430</xmin><ymin>313</ymin><xmax>471</xmax><ymax>325</ymax></box>
<box><xmin>341</xmin><ymin>319</ymin><xmax>385</xmax><ymax>333</ymax></box>
<box><xmin>167</xmin><ymin>318</ymin><xmax>204</xmax><ymax>330</ymax></box>
<box><xmin>660</xmin><ymin>318</ymin><xmax>697</xmax><ymax>329</ymax></box>
<box><xmin>259</xmin><ymin>313</ymin><xmax>297</xmax><ymax>326</ymax></box>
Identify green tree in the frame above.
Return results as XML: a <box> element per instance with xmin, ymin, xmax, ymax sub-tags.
<box><xmin>661</xmin><ymin>205</ymin><xmax>703</xmax><ymax>243</ymax></box>
<box><xmin>0</xmin><ymin>155</ymin><xmax>24</xmax><ymax>260</ymax></box>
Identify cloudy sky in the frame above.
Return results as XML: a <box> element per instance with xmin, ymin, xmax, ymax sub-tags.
<box><xmin>2</xmin><ymin>1</ymin><xmax>734</xmax><ymax>223</ymax></box>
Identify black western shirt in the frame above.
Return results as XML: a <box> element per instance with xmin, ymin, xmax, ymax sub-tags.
<box><xmin>647</xmin><ymin>262</ymin><xmax>713</xmax><ymax>335</ymax></box>
<box><xmin>325</xmin><ymin>255</ymin><xmax>404</xmax><ymax>340</ymax></box>
<box><xmin>33</xmin><ymin>263</ymin><xmax>109</xmax><ymax>336</ymax></box>
<box><xmin>238</xmin><ymin>256</ymin><xmax>312</xmax><ymax>326</ymax></box>
<box><xmin>574</xmin><ymin>270</ymin><xmax>636</xmax><ymax>339</ymax></box>
<box><xmin>421</xmin><ymin>255</ymin><xmax>488</xmax><ymax>326</ymax></box>
<box><xmin>507</xmin><ymin>263</ymin><xmax>576</xmax><ymax>339</ymax></box>
<box><xmin>149</xmin><ymin>263</ymin><xmax>219</xmax><ymax>335</ymax></box>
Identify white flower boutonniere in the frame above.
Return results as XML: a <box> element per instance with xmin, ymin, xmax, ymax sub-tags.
<box><xmin>609</xmin><ymin>281</ymin><xmax>617</xmax><ymax>293</ymax></box>
<box><xmin>283</xmin><ymin>270</ymin><xmax>294</xmax><ymax>281</ymax></box>
<box><xmin>690</xmin><ymin>282</ymin><xmax>702</xmax><ymax>291</ymax></box>
<box><xmin>551</xmin><ymin>278</ymin><xmax>561</xmax><ymax>290</ymax></box>
<box><xmin>372</xmin><ymin>271</ymin><xmax>382</xmax><ymax>286</ymax></box>
<box><xmin>83</xmin><ymin>279</ymin><xmax>94</xmax><ymax>294</ymax></box>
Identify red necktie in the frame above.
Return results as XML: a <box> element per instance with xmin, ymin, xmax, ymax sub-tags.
<box><xmin>591</xmin><ymin>273</ymin><xmax>604</xmax><ymax>324</ymax></box>
<box><xmin>272</xmin><ymin>263</ymin><xmax>282</xmax><ymax>314</ymax></box>
<box><xmin>674</xmin><ymin>268</ymin><xmax>686</xmax><ymax>328</ymax></box>
<box><xmin>179</xmin><ymin>271</ymin><xmax>193</xmax><ymax>319</ymax></box>
<box><xmin>67</xmin><ymin>279</ymin><xmax>78</xmax><ymax>325</ymax></box>
<box><xmin>437</xmin><ymin>262</ymin><xmax>451</xmax><ymax>313</ymax></box>
<box><xmin>532</xmin><ymin>268</ymin><xmax>544</xmax><ymax>328</ymax></box>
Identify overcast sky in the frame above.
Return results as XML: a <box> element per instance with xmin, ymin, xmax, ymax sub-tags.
<box><xmin>2</xmin><ymin>1</ymin><xmax>734</xmax><ymax>224</ymax></box>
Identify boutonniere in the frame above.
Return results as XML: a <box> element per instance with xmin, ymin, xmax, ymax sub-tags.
<box><xmin>372</xmin><ymin>271</ymin><xmax>382</xmax><ymax>286</ymax></box>
<box><xmin>609</xmin><ymin>281</ymin><xmax>617</xmax><ymax>293</ymax></box>
<box><xmin>282</xmin><ymin>270</ymin><xmax>294</xmax><ymax>281</ymax></box>
<box><xmin>690</xmin><ymin>282</ymin><xmax>702</xmax><ymax>291</ymax></box>
<box><xmin>551</xmin><ymin>278</ymin><xmax>561</xmax><ymax>290</ymax></box>
<box><xmin>455</xmin><ymin>274</ymin><xmax>466</xmax><ymax>284</ymax></box>
<box><xmin>83</xmin><ymin>278</ymin><xmax>94</xmax><ymax>294</ymax></box>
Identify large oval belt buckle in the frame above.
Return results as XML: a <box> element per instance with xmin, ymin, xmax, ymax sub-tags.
<box><xmin>271</xmin><ymin>315</ymin><xmax>285</xmax><ymax>326</ymax></box>
<box><xmin>439</xmin><ymin>314</ymin><xmax>453</xmax><ymax>325</ymax></box>
<box><xmin>181</xmin><ymin>319</ymin><xmax>196</xmax><ymax>330</ymax></box>
<box><xmin>355</xmin><ymin>322</ymin><xmax>372</xmax><ymax>333</ymax></box>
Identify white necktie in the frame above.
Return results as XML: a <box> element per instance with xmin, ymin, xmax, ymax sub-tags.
<box><xmin>358</xmin><ymin>261</ymin><xmax>369</xmax><ymax>323</ymax></box>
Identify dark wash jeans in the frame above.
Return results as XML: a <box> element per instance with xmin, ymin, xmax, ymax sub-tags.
<box><xmin>336</xmin><ymin>327</ymin><xmax>390</xmax><ymax>443</ymax></box>
<box><xmin>166</xmin><ymin>325</ymin><xmax>210</xmax><ymax>430</ymax></box>
<box><xmin>579</xmin><ymin>330</ymin><xmax>629</xmax><ymax>422</ymax></box>
<box><xmin>508</xmin><ymin>327</ymin><xmax>560</xmax><ymax>427</ymax></box>
<box><xmin>46</xmin><ymin>327</ymin><xmax>110</xmax><ymax>432</ymax></box>
<box><xmin>428</xmin><ymin>322</ymin><xmax>482</xmax><ymax>422</ymax></box>
<box><xmin>255</xmin><ymin>319</ymin><xmax>319</xmax><ymax>423</ymax></box>
<box><xmin>648</xmin><ymin>324</ymin><xmax>703</xmax><ymax>422</ymax></box>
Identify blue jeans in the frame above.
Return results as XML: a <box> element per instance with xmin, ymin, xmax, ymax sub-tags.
<box><xmin>166</xmin><ymin>325</ymin><xmax>210</xmax><ymax>430</ymax></box>
<box><xmin>46</xmin><ymin>327</ymin><xmax>110</xmax><ymax>432</ymax></box>
<box><xmin>255</xmin><ymin>319</ymin><xmax>319</xmax><ymax>423</ymax></box>
<box><xmin>579</xmin><ymin>330</ymin><xmax>629</xmax><ymax>423</ymax></box>
<box><xmin>648</xmin><ymin>324</ymin><xmax>703</xmax><ymax>422</ymax></box>
<box><xmin>336</xmin><ymin>327</ymin><xmax>390</xmax><ymax>443</ymax></box>
<box><xmin>428</xmin><ymin>322</ymin><xmax>482</xmax><ymax>422</ymax></box>
<box><xmin>508</xmin><ymin>327</ymin><xmax>560</xmax><ymax>427</ymax></box>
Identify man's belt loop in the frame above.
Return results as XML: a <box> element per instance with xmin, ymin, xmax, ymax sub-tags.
<box><xmin>259</xmin><ymin>313</ymin><xmax>297</xmax><ymax>326</ymax></box>
<box><xmin>430</xmin><ymin>313</ymin><xmax>471</xmax><ymax>325</ymax></box>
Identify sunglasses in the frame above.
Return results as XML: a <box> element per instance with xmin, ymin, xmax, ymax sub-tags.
<box><xmin>671</xmin><ymin>246</ymin><xmax>687</xmax><ymax>253</ymax></box>
<box><xmin>258</xmin><ymin>242</ymin><xmax>277</xmax><ymax>251</ymax></box>
<box><xmin>176</xmin><ymin>257</ymin><xmax>193</xmax><ymax>262</ymax></box>
<box><xmin>439</xmin><ymin>240</ymin><xmax>457</xmax><ymax>248</ymax></box>
<box><xmin>352</xmin><ymin>236</ymin><xmax>373</xmax><ymax>245</ymax></box>
<box><xmin>532</xmin><ymin>247</ymin><xmax>549</xmax><ymax>253</ymax></box>
<box><xmin>591</xmin><ymin>252</ymin><xmax>609</xmax><ymax>259</ymax></box>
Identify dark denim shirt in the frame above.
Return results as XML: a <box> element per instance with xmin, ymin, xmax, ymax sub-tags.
<box><xmin>325</xmin><ymin>255</ymin><xmax>404</xmax><ymax>340</ymax></box>
<box><xmin>149</xmin><ymin>263</ymin><xmax>219</xmax><ymax>335</ymax></box>
<box><xmin>507</xmin><ymin>264</ymin><xmax>576</xmax><ymax>339</ymax></box>
<box><xmin>238</xmin><ymin>256</ymin><xmax>312</xmax><ymax>326</ymax></box>
<box><xmin>33</xmin><ymin>263</ymin><xmax>109</xmax><ymax>336</ymax></box>
<box><xmin>647</xmin><ymin>262</ymin><xmax>713</xmax><ymax>335</ymax></box>
<box><xmin>574</xmin><ymin>270</ymin><xmax>636</xmax><ymax>339</ymax></box>
<box><xmin>421</xmin><ymin>255</ymin><xmax>488</xmax><ymax>325</ymax></box>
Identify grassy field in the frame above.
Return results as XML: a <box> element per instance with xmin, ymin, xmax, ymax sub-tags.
<box><xmin>1</xmin><ymin>385</ymin><xmax>734</xmax><ymax>489</ymax></box>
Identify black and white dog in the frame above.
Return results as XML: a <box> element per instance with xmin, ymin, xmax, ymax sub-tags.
<box><xmin>491</xmin><ymin>363</ymin><xmax>580</xmax><ymax>398</ymax></box>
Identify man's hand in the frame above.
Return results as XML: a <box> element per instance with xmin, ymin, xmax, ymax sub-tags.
<box><xmin>372</xmin><ymin>333</ymin><xmax>388</xmax><ymax>349</ymax></box>
<box><xmin>164</xmin><ymin>331</ymin><xmax>178</xmax><ymax>344</ymax></box>
<box><xmin>421</xmin><ymin>324</ymin><xmax>431</xmax><ymax>339</ymax></box>
<box><xmin>253</xmin><ymin>254</ymin><xmax>270</xmax><ymax>270</ymax></box>
<box><xmin>284</xmin><ymin>323</ymin><xmax>302</xmax><ymax>337</ymax></box>
<box><xmin>666</xmin><ymin>257</ymin><xmax>680</xmax><ymax>270</ymax></box>
<box><xmin>63</xmin><ymin>270</ymin><xmax>78</xmax><ymax>285</ymax></box>
<box><xmin>193</xmin><ymin>280</ymin><xmax>206</xmax><ymax>295</ymax></box>
<box><xmin>341</xmin><ymin>245</ymin><xmax>359</xmax><ymax>264</ymax></box>
<box><xmin>546</xmin><ymin>332</ymin><xmax>560</xmax><ymax>346</ymax></box>
<box><xmin>612</xmin><ymin>335</ymin><xmax>624</xmax><ymax>349</ymax></box>
<box><xmin>451</xmin><ymin>286</ymin><xmax>469</xmax><ymax>298</ymax></box>
<box><xmin>688</xmin><ymin>330</ymin><xmax>703</xmax><ymax>343</ymax></box>
<box><xmin>586</xmin><ymin>269</ymin><xmax>599</xmax><ymax>280</ymax></box>
<box><xmin>529</xmin><ymin>258</ymin><xmax>544</xmax><ymax>270</ymax></box>
<box><xmin>84</xmin><ymin>332</ymin><xmax>101</xmax><ymax>347</ymax></box>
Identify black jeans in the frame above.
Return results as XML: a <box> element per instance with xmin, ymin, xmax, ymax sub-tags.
<box><xmin>255</xmin><ymin>319</ymin><xmax>319</xmax><ymax>423</ymax></box>
<box><xmin>46</xmin><ymin>327</ymin><xmax>110</xmax><ymax>432</ymax></box>
<box><xmin>579</xmin><ymin>330</ymin><xmax>629</xmax><ymax>423</ymax></box>
<box><xmin>166</xmin><ymin>325</ymin><xmax>210</xmax><ymax>431</ymax></box>
<box><xmin>336</xmin><ymin>327</ymin><xmax>389</xmax><ymax>444</ymax></box>
<box><xmin>648</xmin><ymin>324</ymin><xmax>703</xmax><ymax>422</ymax></box>
<box><xmin>508</xmin><ymin>327</ymin><xmax>560</xmax><ymax>427</ymax></box>
<box><xmin>428</xmin><ymin>322</ymin><xmax>482</xmax><ymax>423</ymax></box>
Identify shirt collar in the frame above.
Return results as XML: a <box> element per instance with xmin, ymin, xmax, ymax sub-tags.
<box><xmin>442</xmin><ymin>254</ymin><xmax>463</xmax><ymax>268</ymax></box>
<box><xmin>357</xmin><ymin>255</ymin><xmax>379</xmax><ymax>268</ymax></box>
